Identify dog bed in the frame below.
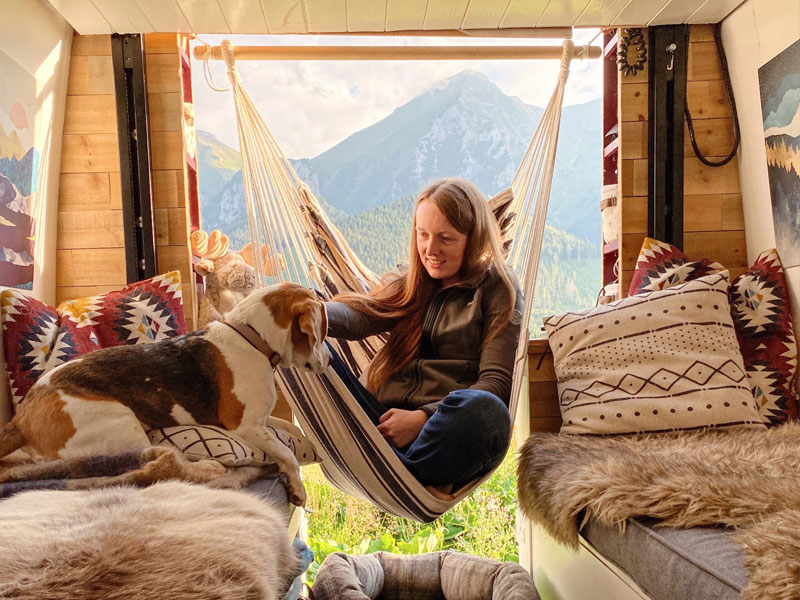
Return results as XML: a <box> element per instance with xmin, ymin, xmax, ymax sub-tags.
<box><xmin>311</xmin><ymin>550</ymin><xmax>539</xmax><ymax>599</ymax></box>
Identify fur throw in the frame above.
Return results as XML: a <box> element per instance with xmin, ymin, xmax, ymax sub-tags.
<box><xmin>517</xmin><ymin>423</ymin><xmax>800</xmax><ymax>600</ymax></box>
<box><xmin>0</xmin><ymin>446</ymin><xmax>268</xmax><ymax>497</ymax></box>
<box><xmin>0</xmin><ymin>481</ymin><xmax>299</xmax><ymax>599</ymax></box>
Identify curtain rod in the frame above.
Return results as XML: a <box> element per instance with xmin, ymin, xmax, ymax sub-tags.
<box><xmin>193</xmin><ymin>44</ymin><xmax>602</xmax><ymax>61</ymax></box>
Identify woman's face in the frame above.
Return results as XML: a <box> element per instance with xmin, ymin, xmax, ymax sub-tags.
<box><xmin>415</xmin><ymin>199</ymin><xmax>468</xmax><ymax>287</ymax></box>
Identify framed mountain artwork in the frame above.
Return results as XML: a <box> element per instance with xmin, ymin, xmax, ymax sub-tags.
<box><xmin>0</xmin><ymin>49</ymin><xmax>37</xmax><ymax>290</ymax></box>
<box><xmin>759</xmin><ymin>37</ymin><xmax>800</xmax><ymax>268</ymax></box>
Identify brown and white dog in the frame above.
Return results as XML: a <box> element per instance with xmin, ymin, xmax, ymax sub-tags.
<box><xmin>0</xmin><ymin>282</ymin><xmax>329</xmax><ymax>506</ymax></box>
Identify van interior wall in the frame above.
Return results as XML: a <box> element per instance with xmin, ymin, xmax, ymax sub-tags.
<box><xmin>721</xmin><ymin>0</ymin><xmax>800</xmax><ymax>335</ymax></box>
<box><xmin>57</xmin><ymin>31</ymin><xmax>195</xmax><ymax>329</ymax></box>
<box><xmin>618</xmin><ymin>24</ymin><xmax>748</xmax><ymax>297</ymax></box>
<box><xmin>0</xmin><ymin>0</ymin><xmax>72</xmax><ymax>305</ymax></box>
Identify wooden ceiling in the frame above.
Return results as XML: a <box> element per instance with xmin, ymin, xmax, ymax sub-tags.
<box><xmin>47</xmin><ymin>0</ymin><xmax>746</xmax><ymax>35</ymax></box>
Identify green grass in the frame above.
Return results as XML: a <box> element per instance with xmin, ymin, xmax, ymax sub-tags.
<box><xmin>302</xmin><ymin>439</ymin><xmax>519</xmax><ymax>583</ymax></box>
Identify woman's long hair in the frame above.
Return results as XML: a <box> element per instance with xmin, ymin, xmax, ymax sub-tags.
<box><xmin>335</xmin><ymin>178</ymin><xmax>517</xmax><ymax>395</ymax></box>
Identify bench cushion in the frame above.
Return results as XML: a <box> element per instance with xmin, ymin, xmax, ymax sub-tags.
<box><xmin>583</xmin><ymin>518</ymin><xmax>747</xmax><ymax>600</ymax></box>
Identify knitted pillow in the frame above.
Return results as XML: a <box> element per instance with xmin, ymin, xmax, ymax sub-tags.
<box><xmin>56</xmin><ymin>271</ymin><xmax>187</xmax><ymax>348</ymax></box>
<box><xmin>729</xmin><ymin>249</ymin><xmax>800</xmax><ymax>425</ymax></box>
<box><xmin>148</xmin><ymin>418</ymin><xmax>320</xmax><ymax>468</ymax></box>
<box><xmin>629</xmin><ymin>237</ymin><xmax>725</xmax><ymax>295</ymax></box>
<box><xmin>543</xmin><ymin>272</ymin><xmax>764</xmax><ymax>435</ymax></box>
<box><xmin>1</xmin><ymin>290</ymin><xmax>98</xmax><ymax>405</ymax></box>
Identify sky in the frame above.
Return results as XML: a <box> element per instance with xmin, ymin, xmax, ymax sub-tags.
<box><xmin>190</xmin><ymin>29</ymin><xmax>602</xmax><ymax>160</ymax></box>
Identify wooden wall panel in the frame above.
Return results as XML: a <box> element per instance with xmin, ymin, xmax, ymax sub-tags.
<box><xmin>60</xmin><ymin>133</ymin><xmax>120</xmax><ymax>172</ymax></box>
<box><xmin>66</xmin><ymin>55</ymin><xmax>114</xmax><ymax>94</ymax></box>
<box><xmin>57</xmin><ymin>33</ymin><xmax>196</xmax><ymax>330</ymax></box>
<box><xmin>58</xmin><ymin>173</ymin><xmax>120</xmax><ymax>211</ymax></box>
<box><xmin>614</xmin><ymin>25</ymin><xmax>746</xmax><ymax>300</ymax></box>
<box><xmin>57</xmin><ymin>210</ymin><xmax>125</xmax><ymax>249</ymax></box>
<box><xmin>528</xmin><ymin>339</ymin><xmax>561</xmax><ymax>433</ymax></box>
<box><xmin>63</xmin><ymin>95</ymin><xmax>117</xmax><ymax>133</ymax></box>
<box><xmin>57</xmin><ymin>33</ymin><xmax>126</xmax><ymax>302</ymax></box>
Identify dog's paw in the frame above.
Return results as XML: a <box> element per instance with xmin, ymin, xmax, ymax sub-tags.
<box><xmin>286</xmin><ymin>480</ymin><xmax>307</xmax><ymax>507</ymax></box>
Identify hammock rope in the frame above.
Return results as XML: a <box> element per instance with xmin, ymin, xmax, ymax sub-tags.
<box><xmin>213</xmin><ymin>39</ymin><xmax>575</xmax><ymax>520</ymax></box>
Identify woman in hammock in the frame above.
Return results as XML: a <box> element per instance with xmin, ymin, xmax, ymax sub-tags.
<box><xmin>325</xmin><ymin>178</ymin><xmax>523</xmax><ymax>497</ymax></box>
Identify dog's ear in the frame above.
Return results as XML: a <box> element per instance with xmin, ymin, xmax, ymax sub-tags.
<box><xmin>291</xmin><ymin>300</ymin><xmax>327</xmax><ymax>365</ymax></box>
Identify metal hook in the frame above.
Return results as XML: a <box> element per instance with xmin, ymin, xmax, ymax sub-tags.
<box><xmin>665</xmin><ymin>43</ymin><xmax>677</xmax><ymax>71</ymax></box>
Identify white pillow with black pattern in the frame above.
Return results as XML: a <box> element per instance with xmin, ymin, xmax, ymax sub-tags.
<box><xmin>543</xmin><ymin>272</ymin><xmax>765</xmax><ymax>435</ymax></box>
<box><xmin>147</xmin><ymin>418</ymin><xmax>320</xmax><ymax>467</ymax></box>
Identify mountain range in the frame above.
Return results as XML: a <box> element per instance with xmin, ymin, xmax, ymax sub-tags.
<box><xmin>198</xmin><ymin>70</ymin><xmax>602</xmax><ymax>319</ymax></box>
<box><xmin>202</xmin><ymin>70</ymin><xmax>600</xmax><ymax>241</ymax></box>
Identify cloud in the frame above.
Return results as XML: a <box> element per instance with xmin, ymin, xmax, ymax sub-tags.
<box><xmin>764</xmin><ymin>87</ymin><xmax>800</xmax><ymax>130</ymax></box>
<box><xmin>191</xmin><ymin>31</ymin><xmax>601</xmax><ymax>159</ymax></box>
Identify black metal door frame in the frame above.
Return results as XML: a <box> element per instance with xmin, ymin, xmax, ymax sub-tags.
<box><xmin>648</xmin><ymin>25</ymin><xmax>689</xmax><ymax>249</ymax></box>
<box><xmin>111</xmin><ymin>33</ymin><xmax>157</xmax><ymax>282</ymax></box>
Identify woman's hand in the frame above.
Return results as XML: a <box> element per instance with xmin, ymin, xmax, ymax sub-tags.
<box><xmin>377</xmin><ymin>408</ymin><xmax>428</xmax><ymax>449</ymax></box>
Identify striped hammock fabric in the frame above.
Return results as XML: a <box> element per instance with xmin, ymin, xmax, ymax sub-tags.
<box><xmin>211</xmin><ymin>39</ymin><xmax>576</xmax><ymax>520</ymax></box>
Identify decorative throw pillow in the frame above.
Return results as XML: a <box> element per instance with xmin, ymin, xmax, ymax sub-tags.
<box><xmin>148</xmin><ymin>418</ymin><xmax>320</xmax><ymax>468</ymax></box>
<box><xmin>543</xmin><ymin>273</ymin><xmax>764</xmax><ymax>435</ymax></box>
<box><xmin>147</xmin><ymin>424</ymin><xmax>253</xmax><ymax>467</ymax></box>
<box><xmin>1</xmin><ymin>290</ymin><xmax>98</xmax><ymax>405</ymax></box>
<box><xmin>729</xmin><ymin>249</ymin><xmax>800</xmax><ymax>425</ymax></box>
<box><xmin>57</xmin><ymin>271</ymin><xmax>187</xmax><ymax>348</ymax></box>
<box><xmin>629</xmin><ymin>237</ymin><xmax>725</xmax><ymax>296</ymax></box>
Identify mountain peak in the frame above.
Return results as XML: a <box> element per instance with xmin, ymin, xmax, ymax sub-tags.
<box><xmin>426</xmin><ymin>69</ymin><xmax>503</xmax><ymax>98</ymax></box>
<box><xmin>441</xmin><ymin>69</ymin><xmax>490</xmax><ymax>85</ymax></box>
<box><xmin>0</xmin><ymin>123</ymin><xmax>26</xmax><ymax>161</ymax></box>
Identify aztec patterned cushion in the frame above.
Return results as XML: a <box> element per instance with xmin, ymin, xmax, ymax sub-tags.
<box><xmin>148</xmin><ymin>418</ymin><xmax>320</xmax><ymax>467</ymax></box>
<box><xmin>729</xmin><ymin>249</ymin><xmax>799</xmax><ymax>425</ymax></box>
<box><xmin>57</xmin><ymin>271</ymin><xmax>187</xmax><ymax>348</ymax></box>
<box><xmin>543</xmin><ymin>273</ymin><xmax>765</xmax><ymax>435</ymax></box>
<box><xmin>0</xmin><ymin>272</ymin><xmax>186</xmax><ymax>407</ymax></box>
<box><xmin>1</xmin><ymin>290</ymin><xmax>98</xmax><ymax>405</ymax></box>
<box><xmin>629</xmin><ymin>237</ymin><xmax>725</xmax><ymax>295</ymax></box>
<box><xmin>629</xmin><ymin>239</ymin><xmax>800</xmax><ymax>426</ymax></box>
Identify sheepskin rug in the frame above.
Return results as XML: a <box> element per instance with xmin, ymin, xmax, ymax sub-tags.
<box><xmin>518</xmin><ymin>422</ymin><xmax>800</xmax><ymax>600</ymax></box>
<box><xmin>0</xmin><ymin>481</ymin><xmax>298</xmax><ymax>600</ymax></box>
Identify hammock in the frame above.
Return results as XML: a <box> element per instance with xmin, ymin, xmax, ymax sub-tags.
<box><xmin>211</xmin><ymin>39</ymin><xmax>575</xmax><ymax>521</ymax></box>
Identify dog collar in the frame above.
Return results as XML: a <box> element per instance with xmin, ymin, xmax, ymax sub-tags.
<box><xmin>222</xmin><ymin>321</ymin><xmax>282</xmax><ymax>368</ymax></box>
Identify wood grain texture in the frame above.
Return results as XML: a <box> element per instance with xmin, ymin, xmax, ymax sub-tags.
<box><xmin>71</xmin><ymin>34</ymin><xmax>112</xmax><ymax>56</ymax></box>
<box><xmin>684</xmin><ymin>156</ymin><xmax>740</xmax><ymax>195</ymax></box>
<box><xmin>57</xmin><ymin>210</ymin><xmax>125</xmax><ymax>249</ymax></box>
<box><xmin>620</xmin><ymin>83</ymin><xmax>647</xmax><ymax>122</ymax></box>
<box><xmin>145</xmin><ymin>53</ymin><xmax>181</xmax><ymax>94</ymax></box>
<box><xmin>621</xmin><ymin>195</ymin><xmax>647</xmax><ymax>234</ymax></box>
<box><xmin>67</xmin><ymin>55</ymin><xmax>115</xmax><ymax>95</ymax></box>
<box><xmin>144</xmin><ymin>33</ymin><xmax>180</xmax><ymax>54</ymax></box>
<box><xmin>684</xmin><ymin>230</ymin><xmax>748</xmax><ymax>268</ymax></box>
<box><xmin>60</xmin><ymin>134</ymin><xmax>120</xmax><ymax>173</ymax></box>
<box><xmin>150</xmin><ymin>131</ymin><xmax>184</xmax><ymax>170</ymax></box>
<box><xmin>63</xmin><ymin>95</ymin><xmax>117</xmax><ymax>134</ymax></box>
<box><xmin>59</xmin><ymin>173</ymin><xmax>120</xmax><ymax>211</ymax></box>
<box><xmin>147</xmin><ymin>92</ymin><xmax>182</xmax><ymax>132</ymax></box>
<box><xmin>56</xmin><ymin>249</ymin><xmax>126</xmax><ymax>287</ymax></box>
<box><xmin>153</xmin><ymin>170</ymin><xmax>184</xmax><ymax>208</ymax></box>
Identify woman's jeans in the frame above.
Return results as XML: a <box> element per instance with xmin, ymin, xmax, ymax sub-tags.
<box><xmin>329</xmin><ymin>347</ymin><xmax>511</xmax><ymax>488</ymax></box>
